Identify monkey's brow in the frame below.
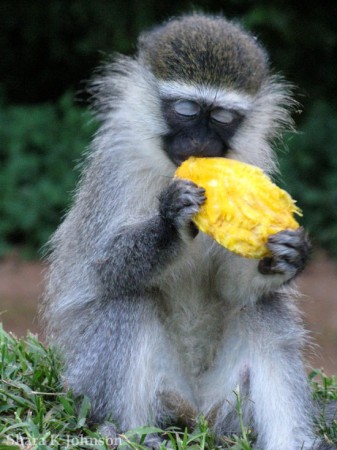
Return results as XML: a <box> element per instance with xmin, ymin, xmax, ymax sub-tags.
<box><xmin>158</xmin><ymin>81</ymin><xmax>254</xmax><ymax>112</ymax></box>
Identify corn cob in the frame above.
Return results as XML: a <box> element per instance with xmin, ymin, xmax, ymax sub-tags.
<box><xmin>174</xmin><ymin>157</ymin><xmax>301</xmax><ymax>258</ymax></box>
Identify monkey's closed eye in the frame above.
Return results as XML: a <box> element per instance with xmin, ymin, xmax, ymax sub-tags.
<box><xmin>173</xmin><ymin>100</ymin><xmax>201</xmax><ymax>117</ymax></box>
<box><xmin>210</xmin><ymin>108</ymin><xmax>236</xmax><ymax>125</ymax></box>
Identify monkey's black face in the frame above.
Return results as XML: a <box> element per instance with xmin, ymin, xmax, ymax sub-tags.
<box><xmin>161</xmin><ymin>98</ymin><xmax>244</xmax><ymax>166</ymax></box>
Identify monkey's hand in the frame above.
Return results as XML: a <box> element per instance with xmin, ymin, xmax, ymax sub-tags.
<box><xmin>159</xmin><ymin>179</ymin><xmax>206</xmax><ymax>238</ymax></box>
<box><xmin>258</xmin><ymin>227</ymin><xmax>311</xmax><ymax>281</ymax></box>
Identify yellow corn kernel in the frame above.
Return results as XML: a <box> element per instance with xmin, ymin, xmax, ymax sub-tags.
<box><xmin>175</xmin><ymin>157</ymin><xmax>301</xmax><ymax>259</ymax></box>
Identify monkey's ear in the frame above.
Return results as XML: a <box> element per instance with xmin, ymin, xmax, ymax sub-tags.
<box><xmin>88</xmin><ymin>56</ymin><xmax>138</xmax><ymax>120</ymax></box>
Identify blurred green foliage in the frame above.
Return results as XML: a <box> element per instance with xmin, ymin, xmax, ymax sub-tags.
<box><xmin>1</xmin><ymin>1</ymin><xmax>336</xmax><ymax>107</ymax></box>
<box><xmin>279</xmin><ymin>103</ymin><xmax>337</xmax><ymax>255</ymax></box>
<box><xmin>0</xmin><ymin>0</ymin><xmax>336</xmax><ymax>257</ymax></box>
<box><xmin>0</xmin><ymin>94</ymin><xmax>97</xmax><ymax>257</ymax></box>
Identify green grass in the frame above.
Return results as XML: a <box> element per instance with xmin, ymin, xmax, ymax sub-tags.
<box><xmin>0</xmin><ymin>324</ymin><xmax>336</xmax><ymax>449</ymax></box>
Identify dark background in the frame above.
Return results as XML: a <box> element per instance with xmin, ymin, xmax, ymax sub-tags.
<box><xmin>0</xmin><ymin>0</ymin><xmax>336</xmax><ymax>374</ymax></box>
<box><xmin>1</xmin><ymin>0</ymin><xmax>337</xmax><ymax>259</ymax></box>
<box><xmin>0</xmin><ymin>0</ymin><xmax>337</xmax><ymax>258</ymax></box>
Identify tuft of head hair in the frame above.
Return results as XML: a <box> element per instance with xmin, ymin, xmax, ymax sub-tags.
<box><xmin>138</xmin><ymin>13</ymin><xmax>269</xmax><ymax>94</ymax></box>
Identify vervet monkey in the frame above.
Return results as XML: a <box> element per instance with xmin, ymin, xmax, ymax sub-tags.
<box><xmin>42</xmin><ymin>14</ymin><xmax>336</xmax><ymax>450</ymax></box>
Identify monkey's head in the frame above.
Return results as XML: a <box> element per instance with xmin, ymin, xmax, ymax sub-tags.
<box><xmin>135</xmin><ymin>14</ymin><xmax>290</xmax><ymax>172</ymax></box>
<box><xmin>92</xmin><ymin>14</ymin><xmax>291</xmax><ymax>174</ymax></box>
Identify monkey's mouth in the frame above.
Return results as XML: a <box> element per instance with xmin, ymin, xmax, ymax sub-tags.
<box><xmin>163</xmin><ymin>134</ymin><xmax>229</xmax><ymax>167</ymax></box>
<box><xmin>172</xmin><ymin>150</ymin><xmax>229</xmax><ymax>167</ymax></box>
<box><xmin>172</xmin><ymin>154</ymin><xmax>190</xmax><ymax>166</ymax></box>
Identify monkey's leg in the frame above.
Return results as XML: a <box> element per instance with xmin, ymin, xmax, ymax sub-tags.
<box><xmin>199</xmin><ymin>298</ymin><xmax>318</xmax><ymax>450</ymax></box>
<box><xmin>247</xmin><ymin>305</ymin><xmax>316</xmax><ymax>450</ymax></box>
<box><xmin>62</xmin><ymin>296</ymin><xmax>197</xmax><ymax>439</ymax></box>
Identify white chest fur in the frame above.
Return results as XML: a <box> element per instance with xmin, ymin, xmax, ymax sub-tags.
<box><xmin>157</xmin><ymin>235</ymin><xmax>229</xmax><ymax>378</ymax></box>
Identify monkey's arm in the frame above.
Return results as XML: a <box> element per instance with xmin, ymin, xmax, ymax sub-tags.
<box><xmin>93</xmin><ymin>179</ymin><xmax>205</xmax><ymax>295</ymax></box>
<box><xmin>217</xmin><ymin>227</ymin><xmax>311</xmax><ymax>305</ymax></box>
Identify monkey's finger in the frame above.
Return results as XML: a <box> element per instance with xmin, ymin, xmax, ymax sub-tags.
<box><xmin>268</xmin><ymin>227</ymin><xmax>311</xmax><ymax>251</ymax></box>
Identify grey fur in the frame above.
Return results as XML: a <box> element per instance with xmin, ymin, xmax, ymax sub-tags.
<box><xmin>42</xmin><ymin>14</ymin><xmax>336</xmax><ymax>450</ymax></box>
<box><xmin>138</xmin><ymin>13</ymin><xmax>269</xmax><ymax>93</ymax></box>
